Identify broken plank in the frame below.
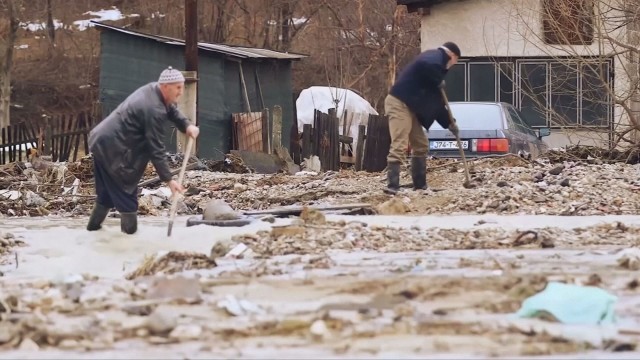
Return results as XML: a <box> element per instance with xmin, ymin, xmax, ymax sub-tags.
<box><xmin>340</xmin><ymin>155</ymin><xmax>355</xmax><ymax>164</ymax></box>
<box><xmin>242</xmin><ymin>203</ymin><xmax>373</xmax><ymax>217</ymax></box>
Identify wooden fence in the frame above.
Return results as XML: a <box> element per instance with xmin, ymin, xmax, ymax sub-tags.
<box><xmin>299</xmin><ymin>109</ymin><xmax>391</xmax><ymax>172</ymax></box>
<box><xmin>0</xmin><ymin>111</ymin><xmax>98</xmax><ymax>165</ymax></box>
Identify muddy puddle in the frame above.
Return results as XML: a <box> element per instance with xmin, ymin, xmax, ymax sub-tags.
<box><xmin>1</xmin><ymin>214</ymin><xmax>640</xmax><ymax>358</ymax></box>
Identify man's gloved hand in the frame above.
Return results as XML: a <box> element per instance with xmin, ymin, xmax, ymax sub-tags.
<box><xmin>438</xmin><ymin>80</ymin><xmax>446</xmax><ymax>89</ymax></box>
<box><xmin>448</xmin><ymin>118</ymin><xmax>459</xmax><ymax>136</ymax></box>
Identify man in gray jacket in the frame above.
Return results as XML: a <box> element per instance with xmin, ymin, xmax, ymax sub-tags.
<box><xmin>86</xmin><ymin>66</ymin><xmax>200</xmax><ymax>234</ymax></box>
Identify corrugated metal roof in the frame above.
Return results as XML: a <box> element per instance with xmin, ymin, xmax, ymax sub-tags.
<box><xmin>91</xmin><ymin>21</ymin><xmax>308</xmax><ymax>60</ymax></box>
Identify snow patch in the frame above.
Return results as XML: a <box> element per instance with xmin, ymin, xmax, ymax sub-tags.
<box><xmin>20</xmin><ymin>7</ymin><xmax>140</xmax><ymax>33</ymax></box>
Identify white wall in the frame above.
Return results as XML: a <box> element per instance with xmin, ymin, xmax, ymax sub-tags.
<box><xmin>418</xmin><ymin>0</ymin><xmax>633</xmax><ymax>149</ymax></box>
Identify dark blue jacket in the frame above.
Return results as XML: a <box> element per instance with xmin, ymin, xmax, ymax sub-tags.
<box><xmin>389</xmin><ymin>48</ymin><xmax>451</xmax><ymax>130</ymax></box>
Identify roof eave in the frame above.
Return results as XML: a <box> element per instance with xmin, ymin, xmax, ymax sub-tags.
<box><xmin>90</xmin><ymin>21</ymin><xmax>309</xmax><ymax>60</ymax></box>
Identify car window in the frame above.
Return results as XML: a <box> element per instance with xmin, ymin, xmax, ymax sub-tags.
<box><xmin>506</xmin><ymin>106</ymin><xmax>536</xmax><ymax>136</ymax></box>
<box><xmin>430</xmin><ymin>103</ymin><xmax>504</xmax><ymax>130</ymax></box>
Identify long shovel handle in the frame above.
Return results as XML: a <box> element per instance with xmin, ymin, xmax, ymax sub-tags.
<box><xmin>167</xmin><ymin>136</ymin><xmax>194</xmax><ymax>237</ymax></box>
<box><xmin>439</xmin><ymin>88</ymin><xmax>471</xmax><ymax>184</ymax></box>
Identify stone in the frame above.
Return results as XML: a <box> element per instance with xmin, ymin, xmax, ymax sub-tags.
<box><xmin>0</xmin><ymin>323</ymin><xmax>19</xmax><ymax>344</ymax></box>
<box><xmin>146</xmin><ymin>306</ymin><xmax>178</xmax><ymax>335</ymax></box>
<box><xmin>548</xmin><ymin>165</ymin><xmax>565</xmax><ymax>175</ymax></box>
<box><xmin>560</xmin><ymin>178</ymin><xmax>570</xmax><ymax>187</ymax></box>
<box><xmin>309</xmin><ymin>319</ymin><xmax>330</xmax><ymax>341</ymax></box>
<box><xmin>300</xmin><ymin>207</ymin><xmax>326</xmax><ymax>225</ymax></box>
<box><xmin>145</xmin><ymin>276</ymin><xmax>201</xmax><ymax>301</ymax></box>
<box><xmin>203</xmin><ymin>199</ymin><xmax>240</xmax><ymax>221</ymax></box>
<box><xmin>376</xmin><ymin>198</ymin><xmax>410</xmax><ymax>215</ymax></box>
<box><xmin>24</xmin><ymin>191</ymin><xmax>46</xmax><ymax>207</ymax></box>
<box><xmin>169</xmin><ymin>324</ymin><xmax>203</xmax><ymax>341</ymax></box>
<box><xmin>18</xmin><ymin>338</ymin><xmax>39</xmax><ymax>351</ymax></box>
<box><xmin>233</xmin><ymin>183</ymin><xmax>248</xmax><ymax>193</ymax></box>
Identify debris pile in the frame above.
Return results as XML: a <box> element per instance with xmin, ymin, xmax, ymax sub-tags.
<box><xmin>2</xmin><ymin>149</ymin><xmax>640</xmax><ymax>217</ymax></box>
<box><xmin>231</xmin><ymin>218</ymin><xmax>640</xmax><ymax>256</ymax></box>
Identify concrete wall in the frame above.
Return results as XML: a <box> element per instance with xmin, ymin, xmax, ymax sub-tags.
<box><xmin>418</xmin><ymin>0</ymin><xmax>634</xmax><ymax>149</ymax></box>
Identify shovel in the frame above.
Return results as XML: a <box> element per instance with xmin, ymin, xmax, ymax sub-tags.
<box><xmin>439</xmin><ymin>88</ymin><xmax>475</xmax><ymax>189</ymax></box>
<box><xmin>167</xmin><ymin>136</ymin><xmax>194</xmax><ymax>237</ymax></box>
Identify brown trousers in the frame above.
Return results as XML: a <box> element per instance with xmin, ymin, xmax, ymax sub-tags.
<box><xmin>385</xmin><ymin>94</ymin><xmax>428</xmax><ymax>164</ymax></box>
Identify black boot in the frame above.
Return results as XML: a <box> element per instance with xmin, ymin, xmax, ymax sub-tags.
<box><xmin>383</xmin><ymin>162</ymin><xmax>401</xmax><ymax>195</ymax></box>
<box><xmin>120</xmin><ymin>212</ymin><xmax>138</xmax><ymax>235</ymax></box>
<box><xmin>411</xmin><ymin>156</ymin><xmax>427</xmax><ymax>190</ymax></box>
<box><xmin>87</xmin><ymin>203</ymin><xmax>110</xmax><ymax>231</ymax></box>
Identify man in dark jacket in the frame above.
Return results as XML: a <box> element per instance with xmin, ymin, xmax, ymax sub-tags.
<box><xmin>384</xmin><ymin>42</ymin><xmax>461</xmax><ymax>195</ymax></box>
<box><xmin>86</xmin><ymin>66</ymin><xmax>200</xmax><ymax>234</ymax></box>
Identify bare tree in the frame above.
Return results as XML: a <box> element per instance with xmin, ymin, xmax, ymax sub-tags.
<box><xmin>504</xmin><ymin>0</ymin><xmax>640</xmax><ymax>149</ymax></box>
<box><xmin>0</xmin><ymin>0</ymin><xmax>20</xmax><ymax>129</ymax></box>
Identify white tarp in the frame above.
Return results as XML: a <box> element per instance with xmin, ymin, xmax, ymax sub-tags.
<box><xmin>296</xmin><ymin>86</ymin><xmax>379</xmax><ymax>152</ymax></box>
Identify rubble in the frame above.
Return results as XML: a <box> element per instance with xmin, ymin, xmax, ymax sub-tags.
<box><xmin>2</xmin><ymin>150</ymin><xmax>640</xmax><ymax>218</ymax></box>
<box><xmin>230</xmin><ymin>219</ymin><xmax>640</xmax><ymax>256</ymax></box>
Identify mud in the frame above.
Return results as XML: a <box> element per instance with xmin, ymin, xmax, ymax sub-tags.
<box><xmin>0</xmin><ymin>215</ymin><xmax>639</xmax><ymax>358</ymax></box>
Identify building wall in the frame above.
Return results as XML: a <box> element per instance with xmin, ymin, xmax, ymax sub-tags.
<box><xmin>98</xmin><ymin>29</ymin><xmax>294</xmax><ymax>160</ymax></box>
<box><xmin>417</xmin><ymin>0</ymin><xmax>632</xmax><ymax>149</ymax></box>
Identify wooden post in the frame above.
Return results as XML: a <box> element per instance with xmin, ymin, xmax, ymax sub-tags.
<box><xmin>262</xmin><ymin>108</ymin><xmax>270</xmax><ymax>153</ymax></box>
<box><xmin>355</xmin><ymin>124</ymin><xmax>366</xmax><ymax>171</ymax></box>
<box><xmin>302</xmin><ymin>123</ymin><xmax>312</xmax><ymax>159</ymax></box>
<box><xmin>44</xmin><ymin>123</ymin><xmax>52</xmax><ymax>157</ymax></box>
<box><xmin>1</xmin><ymin>127</ymin><xmax>4</xmax><ymax>165</ymax></box>
<box><xmin>272</xmin><ymin>105</ymin><xmax>282</xmax><ymax>152</ymax></box>
<box><xmin>177</xmin><ymin>71</ymin><xmax>198</xmax><ymax>155</ymax></box>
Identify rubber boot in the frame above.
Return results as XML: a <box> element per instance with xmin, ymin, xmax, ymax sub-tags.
<box><xmin>411</xmin><ymin>156</ymin><xmax>427</xmax><ymax>190</ymax></box>
<box><xmin>86</xmin><ymin>203</ymin><xmax>110</xmax><ymax>231</ymax></box>
<box><xmin>120</xmin><ymin>212</ymin><xmax>138</xmax><ymax>235</ymax></box>
<box><xmin>383</xmin><ymin>162</ymin><xmax>401</xmax><ymax>195</ymax></box>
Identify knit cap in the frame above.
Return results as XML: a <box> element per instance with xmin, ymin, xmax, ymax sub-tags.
<box><xmin>158</xmin><ymin>66</ymin><xmax>185</xmax><ymax>84</ymax></box>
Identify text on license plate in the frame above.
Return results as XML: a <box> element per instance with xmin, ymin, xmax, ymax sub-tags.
<box><xmin>430</xmin><ymin>140</ymin><xmax>468</xmax><ymax>150</ymax></box>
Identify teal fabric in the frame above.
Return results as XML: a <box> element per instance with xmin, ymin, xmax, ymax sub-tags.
<box><xmin>515</xmin><ymin>282</ymin><xmax>617</xmax><ymax>325</ymax></box>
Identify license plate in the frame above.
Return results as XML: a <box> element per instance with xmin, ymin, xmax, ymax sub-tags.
<box><xmin>430</xmin><ymin>140</ymin><xmax>468</xmax><ymax>150</ymax></box>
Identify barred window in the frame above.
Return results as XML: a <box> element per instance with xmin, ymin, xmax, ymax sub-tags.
<box><xmin>445</xmin><ymin>58</ymin><xmax>612</xmax><ymax>129</ymax></box>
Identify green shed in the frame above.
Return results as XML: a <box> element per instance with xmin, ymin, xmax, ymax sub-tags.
<box><xmin>91</xmin><ymin>21</ymin><xmax>307</xmax><ymax>160</ymax></box>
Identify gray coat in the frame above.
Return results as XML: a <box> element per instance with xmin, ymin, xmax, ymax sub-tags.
<box><xmin>89</xmin><ymin>82</ymin><xmax>191</xmax><ymax>193</ymax></box>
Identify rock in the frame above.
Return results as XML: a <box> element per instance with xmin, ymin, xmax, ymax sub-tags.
<box><xmin>18</xmin><ymin>338</ymin><xmax>39</xmax><ymax>351</ymax></box>
<box><xmin>261</xmin><ymin>215</ymin><xmax>276</xmax><ymax>223</ymax></box>
<box><xmin>146</xmin><ymin>306</ymin><xmax>178</xmax><ymax>335</ymax></box>
<box><xmin>532</xmin><ymin>196</ymin><xmax>546</xmax><ymax>203</ymax></box>
<box><xmin>300</xmin><ymin>207</ymin><xmax>326</xmax><ymax>225</ymax></box>
<box><xmin>496</xmin><ymin>181</ymin><xmax>509</xmax><ymax>187</ymax></box>
<box><xmin>617</xmin><ymin>248</ymin><xmax>640</xmax><ymax>270</ymax></box>
<box><xmin>309</xmin><ymin>319</ymin><xmax>330</xmax><ymax>341</ymax></box>
<box><xmin>548</xmin><ymin>165</ymin><xmax>565</xmax><ymax>175</ymax></box>
<box><xmin>559</xmin><ymin>178</ymin><xmax>570</xmax><ymax>187</ymax></box>
<box><xmin>169</xmin><ymin>324</ymin><xmax>203</xmax><ymax>341</ymax></box>
<box><xmin>376</xmin><ymin>198</ymin><xmax>410</xmax><ymax>215</ymax></box>
<box><xmin>233</xmin><ymin>183</ymin><xmax>248</xmax><ymax>193</ymax></box>
<box><xmin>209</xmin><ymin>238</ymin><xmax>238</xmax><ymax>258</ymax></box>
<box><xmin>0</xmin><ymin>323</ymin><xmax>19</xmax><ymax>344</ymax></box>
<box><xmin>24</xmin><ymin>191</ymin><xmax>46</xmax><ymax>207</ymax></box>
<box><xmin>203</xmin><ymin>199</ymin><xmax>240</xmax><ymax>221</ymax></box>
<box><xmin>145</xmin><ymin>276</ymin><xmax>201</xmax><ymax>301</ymax></box>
